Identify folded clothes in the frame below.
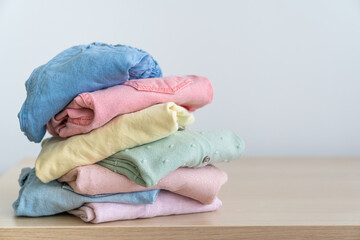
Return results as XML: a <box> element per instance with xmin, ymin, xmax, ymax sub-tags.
<box><xmin>18</xmin><ymin>42</ymin><xmax>162</xmax><ymax>143</ymax></box>
<box><xmin>36</xmin><ymin>102</ymin><xmax>194</xmax><ymax>183</ymax></box>
<box><xmin>98</xmin><ymin>130</ymin><xmax>244</xmax><ymax>187</ymax></box>
<box><xmin>59</xmin><ymin>164</ymin><xmax>226</xmax><ymax>204</ymax></box>
<box><xmin>47</xmin><ymin>75</ymin><xmax>213</xmax><ymax>138</ymax></box>
<box><xmin>68</xmin><ymin>190</ymin><xmax>222</xmax><ymax>223</ymax></box>
<box><xmin>13</xmin><ymin>168</ymin><xmax>159</xmax><ymax>217</ymax></box>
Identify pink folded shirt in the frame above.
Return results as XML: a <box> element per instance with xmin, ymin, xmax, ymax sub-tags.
<box><xmin>47</xmin><ymin>75</ymin><xmax>213</xmax><ymax>137</ymax></box>
<box><xmin>68</xmin><ymin>190</ymin><xmax>222</xmax><ymax>223</ymax></box>
<box><xmin>58</xmin><ymin>164</ymin><xmax>227</xmax><ymax>204</ymax></box>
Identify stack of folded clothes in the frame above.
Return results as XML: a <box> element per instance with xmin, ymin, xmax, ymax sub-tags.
<box><xmin>14</xmin><ymin>42</ymin><xmax>245</xmax><ymax>223</ymax></box>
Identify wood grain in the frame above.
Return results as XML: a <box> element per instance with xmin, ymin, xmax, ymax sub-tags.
<box><xmin>1</xmin><ymin>157</ymin><xmax>360</xmax><ymax>239</ymax></box>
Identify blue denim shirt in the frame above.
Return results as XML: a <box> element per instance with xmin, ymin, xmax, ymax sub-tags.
<box><xmin>18</xmin><ymin>42</ymin><xmax>162</xmax><ymax>143</ymax></box>
<box><xmin>13</xmin><ymin>168</ymin><xmax>159</xmax><ymax>217</ymax></box>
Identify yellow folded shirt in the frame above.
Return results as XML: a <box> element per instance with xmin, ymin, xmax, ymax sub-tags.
<box><xmin>35</xmin><ymin>102</ymin><xmax>194</xmax><ymax>183</ymax></box>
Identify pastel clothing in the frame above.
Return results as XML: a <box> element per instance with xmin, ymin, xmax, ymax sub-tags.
<box><xmin>59</xmin><ymin>164</ymin><xmax>227</xmax><ymax>204</ymax></box>
<box><xmin>98</xmin><ymin>130</ymin><xmax>244</xmax><ymax>187</ymax></box>
<box><xmin>13</xmin><ymin>168</ymin><xmax>159</xmax><ymax>217</ymax></box>
<box><xmin>36</xmin><ymin>103</ymin><xmax>194</xmax><ymax>183</ymax></box>
<box><xmin>68</xmin><ymin>191</ymin><xmax>222</xmax><ymax>223</ymax></box>
<box><xmin>18</xmin><ymin>42</ymin><xmax>162</xmax><ymax>143</ymax></box>
<box><xmin>47</xmin><ymin>75</ymin><xmax>213</xmax><ymax>138</ymax></box>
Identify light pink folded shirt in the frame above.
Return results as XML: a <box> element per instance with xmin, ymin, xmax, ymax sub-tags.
<box><xmin>47</xmin><ymin>75</ymin><xmax>213</xmax><ymax>138</ymax></box>
<box><xmin>58</xmin><ymin>164</ymin><xmax>227</xmax><ymax>204</ymax></box>
<box><xmin>68</xmin><ymin>191</ymin><xmax>222</xmax><ymax>223</ymax></box>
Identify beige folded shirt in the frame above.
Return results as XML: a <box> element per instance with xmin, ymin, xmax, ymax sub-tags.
<box><xmin>36</xmin><ymin>102</ymin><xmax>194</xmax><ymax>183</ymax></box>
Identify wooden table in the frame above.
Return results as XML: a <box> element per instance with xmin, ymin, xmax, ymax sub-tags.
<box><xmin>1</xmin><ymin>158</ymin><xmax>360</xmax><ymax>239</ymax></box>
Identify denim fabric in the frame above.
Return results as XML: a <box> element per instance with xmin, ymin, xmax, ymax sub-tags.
<box><xmin>47</xmin><ymin>75</ymin><xmax>213</xmax><ymax>138</ymax></box>
<box><xmin>98</xmin><ymin>130</ymin><xmax>245</xmax><ymax>187</ymax></box>
<box><xmin>18</xmin><ymin>42</ymin><xmax>162</xmax><ymax>143</ymax></box>
<box><xmin>13</xmin><ymin>168</ymin><xmax>159</xmax><ymax>217</ymax></box>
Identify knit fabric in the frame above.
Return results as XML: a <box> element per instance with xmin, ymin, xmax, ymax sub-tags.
<box><xmin>98</xmin><ymin>130</ymin><xmax>244</xmax><ymax>187</ymax></box>
<box><xmin>68</xmin><ymin>190</ymin><xmax>222</xmax><ymax>223</ymax></box>
<box><xmin>59</xmin><ymin>164</ymin><xmax>227</xmax><ymax>204</ymax></box>
<box><xmin>36</xmin><ymin>103</ymin><xmax>194</xmax><ymax>183</ymax></box>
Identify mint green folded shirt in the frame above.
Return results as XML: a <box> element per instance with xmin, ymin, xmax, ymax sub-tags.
<box><xmin>98</xmin><ymin>130</ymin><xmax>244</xmax><ymax>187</ymax></box>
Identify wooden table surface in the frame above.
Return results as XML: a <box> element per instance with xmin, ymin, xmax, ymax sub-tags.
<box><xmin>1</xmin><ymin>157</ymin><xmax>360</xmax><ymax>239</ymax></box>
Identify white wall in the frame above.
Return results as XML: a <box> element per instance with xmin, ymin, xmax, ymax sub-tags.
<box><xmin>0</xmin><ymin>0</ymin><xmax>359</xmax><ymax>176</ymax></box>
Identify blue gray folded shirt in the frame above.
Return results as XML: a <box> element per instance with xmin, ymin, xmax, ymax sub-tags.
<box><xmin>13</xmin><ymin>168</ymin><xmax>159</xmax><ymax>217</ymax></box>
<box><xmin>18</xmin><ymin>42</ymin><xmax>162</xmax><ymax>143</ymax></box>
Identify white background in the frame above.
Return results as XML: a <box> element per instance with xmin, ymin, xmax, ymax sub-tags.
<box><xmin>0</xmin><ymin>0</ymin><xmax>359</xmax><ymax>176</ymax></box>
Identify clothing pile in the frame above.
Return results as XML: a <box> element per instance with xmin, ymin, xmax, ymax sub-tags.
<box><xmin>14</xmin><ymin>42</ymin><xmax>245</xmax><ymax>223</ymax></box>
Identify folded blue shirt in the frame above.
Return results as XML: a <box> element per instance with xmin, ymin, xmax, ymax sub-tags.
<box><xmin>13</xmin><ymin>168</ymin><xmax>159</xmax><ymax>217</ymax></box>
<box><xmin>18</xmin><ymin>42</ymin><xmax>162</xmax><ymax>143</ymax></box>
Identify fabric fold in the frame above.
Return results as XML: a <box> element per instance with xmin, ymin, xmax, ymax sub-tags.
<box><xmin>68</xmin><ymin>191</ymin><xmax>222</xmax><ymax>223</ymax></box>
<box><xmin>13</xmin><ymin>168</ymin><xmax>159</xmax><ymax>217</ymax></box>
<box><xmin>36</xmin><ymin>102</ymin><xmax>194</xmax><ymax>183</ymax></box>
<box><xmin>98</xmin><ymin>130</ymin><xmax>245</xmax><ymax>187</ymax></box>
<box><xmin>59</xmin><ymin>164</ymin><xmax>227</xmax><ymax>204</ymax></box>
<box><xmin>47</xmin><ymin>75</ymin><xmax>213</xmax><ymax>138</ymax></box>
<box><xmin>18</xmin><ymin>42</ymin><xmax>162</xmax><ymax>143</ymax></box>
